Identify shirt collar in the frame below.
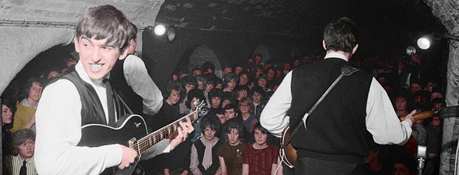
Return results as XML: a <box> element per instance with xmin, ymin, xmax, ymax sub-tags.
<box><xmin>324</xmin><ymin>53</ymin><xmax>348</xmax><ymax>62</ymax></box>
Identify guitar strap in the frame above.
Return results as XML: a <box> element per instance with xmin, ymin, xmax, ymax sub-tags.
<box><xmin>283</xmin><ymin>65</ymin><xmax>360</xmax><ymax>149</ymax></box>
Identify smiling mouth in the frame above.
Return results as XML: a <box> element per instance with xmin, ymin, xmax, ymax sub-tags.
<box><xmin>90</xmin><ymin>63</ymin><xmax>104</xmax><ymax>70</ymax></box>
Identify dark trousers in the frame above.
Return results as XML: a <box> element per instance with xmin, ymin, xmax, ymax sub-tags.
<box><xmin>295</xmin><ymin>157</ymin><xmax>365</xmax><ymax>175</ymax></box>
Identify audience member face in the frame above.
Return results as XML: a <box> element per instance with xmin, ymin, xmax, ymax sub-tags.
<box><xmin>227</xmin><ymin>128</ymin><xmax>240</xmax><ymax>146</ymax></box>
<box><xmin>431</xmin><ymin>92</ymin><xmax>443</xmax><ymax>101</ymax></box>
<box><xmin>223</xmin><ymin>67</ymin><xmax>232</xmax><ymax>76</ymax></box>
<box><xmin>67</xmin><ymin>59</ymin><xmax>77</xmax><ymax>68</ymax></box>
<box><xmin>193</xmin><ymin>69</ymin><xmax>202</xmax><ymax>76</ymax></box>
<box><xmin>410</xmin><ymin>83</ymin><xmax>421</xmax><ymax>93</ymax></box>
<box><xmin>283</xmin><ymin>63</ymin><xmax>291</xmax><ymax>71</ymax></box>
<box><xmin>224</xmin><ymin>108</ymin><xmax>237</xmax><ymax>121</ymax></box>
<box><xmin>215</xmin><ymin>83</ymin><xmax>223</xmax><ymax>90</ymax></box>
<box><xmin>167</xmin><ymin>89</ymin><xmax>180</xmax><ymax>105</ymax></box>
<box><xmin>217</xmin><ymin>113</ymin><xmax>225</xmax><ymax>123</ymax></box>
<box><xmin>258</xmin><ymin>79</ymin><xmax>267</xmax><ymax>88</ymax></box>
<box><xmin>2</xmin><ymin>105</ymin><xmax>13</xmax><ymax>125</ymax></box>
<box><xmin>226</xmin><ymin>78</ymin><xmax>236</xmax><ymax>91</ymax></box>
<box><xmin>267</xmin><ymin>70</ymin><xmax>275</xmax><ymax>80</ymax></box>
<box><xmin>237</xmin><ymin>90</ymin><xmax>248</xmax><ymax>100</ymax></box>
<box><xmin>239</xmin><ymin>74</ymin><xmax>248</xmax><ymax>85</ymax></box>
<box><xmin>190</xmin><ymin>97</ymin><xmax>198</xmax><ymax>111</ymax></box>
<box><xmin>239</xmin><ymin>103</ymin><xmax>250</xmax><ymax>114</ymax></box>
<box><xmin>19</xmin><ymin>138</ymin><xmax>35</xmax><ymax>160</ymax></box>
<box><xmin>28</xmin><ymin>82</ymin><xmax>43</xmax><ymax>102</ymax></box>
<box><xmin>203</xmin><ymin>69</ymin><xmax>213</xmax><ymax>75</ymax></box>
<box><xmin>293</xmin><ymin>60</ymin><xmax>300</xmax><ymax>67</ymax></box>
<box><xmin>252</xmin><ymin>92</ymin><xmax>262</xmax><ymax>103</ymax></box>
<box><xmin>247</xmin><ymin>58</ymin><xmax>254</xmax><ymax>65</ymax></box>
<box><xmin>185</xmin><ymin>84</ymin><xmax>195</xmax><ymax>94</ymax></box>
<box><xmin>393</xmin><ymin>163</ymin><xmax>412</xmax><ymax>175</ymax></box>
<box><xmin>264</xmin><ymin>63</ymin><xmax>272</xmax><ymax>70</ymax></box>
<box><xmin>197</xmin><ymin>80</ymin><xmax>204</xmax><ymax>91</ymax></box>
<box><xmin>254</xmin><ymin>128</ymin><xmax>267</xmax><ymax>146</ymax></box>
<box><xmin>74</xmin><ymin>36</ymin><xmax>125</xmax><ymax>80</ymax></box>
<box><xmin>234</xmin><ymin>66</ymin><xmax>243</xmax><ymax>76</ymax></box>
<box><xmin>221</xmin><ymin>99</ymin><xmax>231</xmax><ymax>108</ymax></box>
<box><xmin>47</xmin><ymin>71</ymin><xmax>60</xmax><ymax>79</ymax></box>
<box><xmin>205</xmin><ymin>83</ymin><xmax>214</xmax><ymax>92</ymax></box>
<box><xmin>211</xmin><ymin>97</ymin><xmax>221</xmax><ymax>108</ymax></box>
<box><xmin>255</xmin><ymin>56</ymin><xmax>262</xmax><ymax>65</ymax></box>
<box><xmin>395</xmin><ymin>97</ymin><xmax>407</xmax><ymax>112</ymax></box>
<box><xmin>203</xmin><ymin>127</ymin><xmax>216</xmax><ymax>141</ymax></box>
<box><xmin>172</xmin><ymin>74</ymin><xmax>178</xmax><ymax>81</ymax></box>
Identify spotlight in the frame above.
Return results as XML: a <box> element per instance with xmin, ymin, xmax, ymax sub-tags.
<box><xmin>417</xmin><ymin>37</ymin><xmax>431</xmax><ymax>50</ymax></box>
<box><xmin>154</xmin><ymin>25</ymin><xmax>166</xmax><ymax>36</ymax></box>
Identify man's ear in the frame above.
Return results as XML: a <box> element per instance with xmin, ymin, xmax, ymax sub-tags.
<box><xmin>352</xmin><ymin>44</ymin><xmax>359</xmax><ymax>54</ymax></box>
<box><xmin>322</xmin><ymin>40</ymin><xmax>327</xmax><ymax>50</ymax></box>
<box><xmin>73</xmin><ymin>37</ymin><xmax>80</xmax><ymax>53</ymax></box>
<box><xmin>118</xmin><ymin>47</ymin><xmax>128</xmax><ymax>61</ymax></box>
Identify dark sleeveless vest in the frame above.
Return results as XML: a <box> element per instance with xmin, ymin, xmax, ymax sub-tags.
<box><xmin>46</xmin><ymin>66</ymin><xmax>107</xmax><ymax>125</ymax></box>
<box><xmin>194</xmin><ymin>139</ymin><xmax>222</xmax><ymax>175</ymax></box>
<box><xmin>288</xmin><ymin>58</ymin><xmax>374</xmax><ymax>164</ymax></box>
<box><xmin>110</xmin><ymin>56</ymin><xmax>143</xmax><ymax>115</ymax></box>
<box><xmin>47</xmin><ymin>66</ymin><xmax>129</xmax><ymax>126</ymax></box>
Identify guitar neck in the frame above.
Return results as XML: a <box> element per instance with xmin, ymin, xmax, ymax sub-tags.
<box><xmin>398</xmin><ymin>110</ymin><xmax>433</xmax><ymax>121</ymax></box>
<box><xmin>135</xmin><ymin>112</ymin><xmax>198</xmax><ymax>154</ymax></box>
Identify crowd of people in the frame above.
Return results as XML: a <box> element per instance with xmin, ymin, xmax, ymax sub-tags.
<box><xmin>0</xmin><ymin>5</ymin><xmax>445</xmax><ymax>175</ymax></box>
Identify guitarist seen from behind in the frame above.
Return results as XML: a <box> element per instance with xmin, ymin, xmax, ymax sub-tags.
<box><xmin>34</xmin><ymin>5</ymin><xmax>194</xmax><ymax>175</ymax></box>
<box><xmin>260</xmin><ymin>17</ymin><xmax>416</xmax><ymax>174</ymax></box>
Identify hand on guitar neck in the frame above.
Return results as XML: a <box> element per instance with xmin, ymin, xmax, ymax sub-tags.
<box><xmin>398</xmin><ymin>110</ymin><xmax>435</xmax><ymax>125</ymax></box>
<box><xmin>169</xmin><ymin>115</ymin><xmax>194</xmax><ymax>150</ymax></box>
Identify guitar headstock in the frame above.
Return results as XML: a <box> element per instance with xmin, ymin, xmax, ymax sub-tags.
<box><xmin>194</xmin><ymin>99</ymin><xmax>209</xmax><ymax>117</ymax></box>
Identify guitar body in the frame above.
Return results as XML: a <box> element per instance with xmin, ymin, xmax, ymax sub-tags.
<box><xmin>78</xmin><ymin>114</ymin><xmax>148</xmax><ymax>175</ymax></box>
<box><xmin>280</xmin><ymin>124</ymin><xmax>297</xmax><ymax>168</ymax></box>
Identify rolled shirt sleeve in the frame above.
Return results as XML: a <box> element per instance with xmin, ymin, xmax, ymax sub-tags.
<box><xmin>260</xmin><ymin>71</ymin><xmax>292</xmax><ymax>138</ymax></box>
<box><xmin>366</xmin><ymin>78</ymin><xmax>412</xmax><ymax>145</ymax></box>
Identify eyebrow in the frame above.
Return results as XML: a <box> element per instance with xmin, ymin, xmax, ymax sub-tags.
<box><xmin>80</xmin><ymin>36</ymin><xmax>116</xmax><ymax>48</ymax></box>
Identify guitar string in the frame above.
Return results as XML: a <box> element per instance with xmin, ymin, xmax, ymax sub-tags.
<box><xmin>133</xmin><ymin>112</ymin><xmax>198</xmax><ymax>153</ymax></box>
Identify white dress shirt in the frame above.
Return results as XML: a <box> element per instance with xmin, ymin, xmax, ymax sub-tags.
<box><xmin>260</xmin><ymin>53</ymin><xmax>412</xmax><ymax>145</ymax></box>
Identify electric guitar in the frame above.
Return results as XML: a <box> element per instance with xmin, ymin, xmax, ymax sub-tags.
<box><xmin>78</xmin><ymin>100</ymin><xmax>208</xmax><ymax>175</ymax></box>
<box><xmin>280</xmin><ymin>110</ymin><xmax>435</xmax><ymax>168</ymax></box>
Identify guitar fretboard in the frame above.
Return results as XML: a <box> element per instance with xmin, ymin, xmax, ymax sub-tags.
<box><xmin>135</xmin><ymin>112</ymin><xmax>198</xmax><ymax>154</ymax></box>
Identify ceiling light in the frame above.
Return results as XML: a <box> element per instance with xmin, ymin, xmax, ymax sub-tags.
<box><xmin>154</xmin><ymin>25</ymin><xmax>166</xmax><ymax>36</ymax></box>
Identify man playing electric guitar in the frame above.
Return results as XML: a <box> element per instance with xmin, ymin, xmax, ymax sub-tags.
<box><xmin>260</xmin><ymin>17</ymin><xmax>415</xmax><ymax>174</ymax></box>
<box><xmin>34</xmin><ymin>5</ymin><xmax>193</xmax><ymax>175</ymax></box>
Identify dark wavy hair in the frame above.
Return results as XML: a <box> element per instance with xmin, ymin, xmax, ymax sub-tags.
<box><xmin>165</xmin><ymin>80</ymin><xmax>185</xmax><ymax>103</ymax></box>
<box><xmin>221</xmin><ymin>117</ymin><xmax>248</xmax><ymax>143</ymax></box>
<box><xmin>186</xmin><ymin>89</ymin><xmax>205</xmax><ymax>109</ymax></box>
<box><xmin>323</xmin><ymin>17</ymin><xmax>359</xmax><ymax>53</ymax></box>
<box><xmin>75</xmin><ymin>5</ymin><xmax>130</xmax><ymax>54</ymax></box>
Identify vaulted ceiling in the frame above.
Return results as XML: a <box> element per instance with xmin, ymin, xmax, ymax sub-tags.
<box><xmin>0</xmin><ymin>0</ymin><xmax>456</xmax><ymax>93</ymax></box>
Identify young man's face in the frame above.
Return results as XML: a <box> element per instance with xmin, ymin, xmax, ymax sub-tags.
<box><xmin>225</xmin><ymin>108</ymin><xmax>237</xmax><ymax>120</ymax></box>
<box><xmin>74</xmin><ymin>36</ymin><xmax>127</xmax><ymax>80</ymax></box>
<box><xmin>239</xmin><ymin>74</ymin><xmax>248</xmax><ymax>85</ymax></box>
<box><xmin>226</xmin><ymin>79</ymin><xmax>236</xmax><ymax>91</ymax></box>
<box><xmin>203</xmin><ymin>127</ymin><xmax>216</xmax><ymax>141</ymax></box>
<box><xmin>237</xmin><ymin>90</ymin><xmax>248</xmax><ymax>99</ymax></box>
<box><xmin>28</xmin><ymin>82</ymin><xmax>43</xmax><ymax>102</ymax></box>
<box><xmin>19</xmin><ymin>138</ymin><xmax>35</xmax><ymax>160</ymax></box>
<box><xmin>252</xmin><ymin>92</ymin><xmax>262</xmax><ymax>103</ymax></box>
<box><xmin>211</xmin><ymin>97</ymin><xmax>221</xmax><ymax>108</ymax></box>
